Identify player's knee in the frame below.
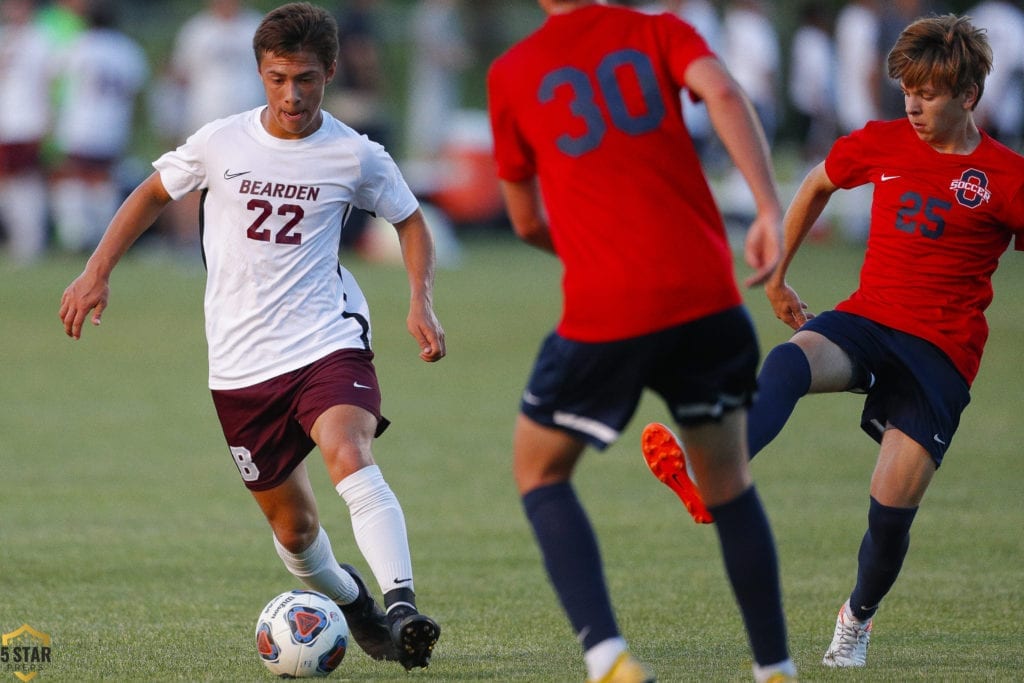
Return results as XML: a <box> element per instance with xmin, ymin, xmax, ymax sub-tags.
<box><xmin>271</xmin><ymin>513</ymin><xmax>321</xmax><ymax>553</ymax></box>
<box><xmin>759</xmin><ymin>342</ymin><xmax>812</xmax><ymax>396</ymax></box>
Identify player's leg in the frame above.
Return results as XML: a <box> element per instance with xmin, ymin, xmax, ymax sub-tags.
<box><xmin>0</xmin><ymin>172</ymin><xmax>48</xmax><ymax>263</ymax></box>
<box><xmin>313</xmin><ymin>403</ymin><xmax>439</xmax><ymax>669</ymax></box>
<box><xmin>824</xmin><ymin>429</ymin><xmax>934</xmax><ymax>668</ymax></box>
<box><xmin>515</xmin><ymin>415</ymin><xmax>652</xmax><ymax>683</ymax></box>
<box><xmin>249</xmin><ymin>461</ymin><xmax>400</xmax><ymax>662</ymax></box>
<box><xmin>747</xmin><ymin>329</ymin><xmax>858</xmax><ymax>457</ymax></box>
<box><xmin>679</xmin><ymin>412</ymin><xmax>796</xmax><ymax>682</ymax></box>
<box><xmin>854</xmin><ymin>428</ymin><xmax>934</xmax><ymax>618</ymax></box>
<box><xmin>824</xmin><ymin>326</ymin><xmax>966</xmax><ymax>668</ymax></box>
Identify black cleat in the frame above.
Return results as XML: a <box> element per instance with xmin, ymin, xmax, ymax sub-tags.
<box><xmin>338</xmin><ymin>563</ymin><xmax>400</xmax><ymax>661</ymax></box>
<box><xmin>389</xmin><ymin>606</ymin><xmax>441</xmax><ymax>670</ymax></box>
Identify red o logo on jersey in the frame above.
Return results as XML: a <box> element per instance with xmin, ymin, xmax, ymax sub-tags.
<box><xmin>949</xmin><ymin>168</ymin><xmax>991</xmax><ymax>208</ymax></box>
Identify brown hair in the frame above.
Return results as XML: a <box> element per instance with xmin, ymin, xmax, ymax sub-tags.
<box><xmin>886</xmin><ymin>14</ymin><xmax>992</xmax><ymax>109</ymax></box>
<box><xmin>253</xmin><ymin>2</ymin><xmax>339</xmax><ymax>70</ymax></box>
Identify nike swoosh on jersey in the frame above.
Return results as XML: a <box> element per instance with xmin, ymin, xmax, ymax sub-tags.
<box><xmin>880</xmin><ymin>173</ymin><xmax>901</xmax><ymax>181</ymax></box>
<box><xmin>223</xmin><ymin>169</ymin><xmax>251</xmax><ymax>180</ymax></box>
<box><xmin>353</xmin><ymin>381</ymin><xmax>372</xmax><ymax>389</ymax></box>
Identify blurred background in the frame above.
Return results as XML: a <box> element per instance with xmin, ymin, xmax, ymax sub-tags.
<box><xmin>1</xmin><ymin>0</ymin><xmax>1020</xmax><ymax>265</ymax></box>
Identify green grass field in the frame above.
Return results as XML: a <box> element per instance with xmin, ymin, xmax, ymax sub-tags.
<box><xmin>2</xmin><ymin>233</ymin><xmax>1022</xmax><ymax>681</ymax></box>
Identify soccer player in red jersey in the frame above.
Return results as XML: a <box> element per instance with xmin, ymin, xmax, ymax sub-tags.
<box><xmin>487</xmin><ymin>1</ymin><xmax>795</xmax><ymax>681</ymax></box>
<box><xmin>735</xmin><ymin>14</ymin><xmax>1024</xmax><ymax>668</ymax></box>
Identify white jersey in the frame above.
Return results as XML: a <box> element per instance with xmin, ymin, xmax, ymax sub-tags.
<box><xmin>0</xmin><ymin>23</ymin><xmax>53</xmax><ymax>143</ymax></box>
<box><xmin>153</xmin><ymin>108</ymin><xmax>419</xmax><ymax>390</ymax></box>
<box><xmin>53</xmin><ymin>27</ymin><xmax>148</xmax><ymax>158</ymax></box>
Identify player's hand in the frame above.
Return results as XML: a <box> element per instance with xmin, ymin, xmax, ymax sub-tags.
<box><xmin>765</xmin><ymin>279</ymin><xmax>813</xmax><ymax>330</ymax></box>
<box><xmin>407</xmin><ymin>302</ymin><xmax>446</xmax><ymax>362</ymax></box>
<box><xmin>59</xmin><ymin>270</ymin><xmax>110</xmax><ymax>339</ymax></box>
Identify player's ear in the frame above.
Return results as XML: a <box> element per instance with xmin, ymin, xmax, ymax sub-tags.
<box><xmin>325</xmin><ymin>59</ymin><xmax>337</xmax><ymax>84</ymax></box>
<box><xmin>963</xmin><ymin>83</ymin><xmax>979</xmax><ymax>111</ymax></box>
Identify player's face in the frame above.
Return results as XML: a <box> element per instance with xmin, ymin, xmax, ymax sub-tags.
<box><xmin>258</xmin><ymin>50</ymin><xmax>336</xmax><ymax>140</ymax></box>
<box><xmin>900</xmin><ymin>81</ymin><xmax>975</xmax><ymax>148</ymax></box>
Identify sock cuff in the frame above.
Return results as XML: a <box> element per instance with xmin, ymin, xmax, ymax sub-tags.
<box><xmin>274</xmin><ymin>526</ymin><xmax>329</xmax><ymax>575</ymax></box>
<box><xmin>521</xmin><ymin>481</ymin><xmax>574</xmax><ymax>514</ymax></box>
<box><xmin>335</xmin><ymin>464</ymin><xmax>384</xmax><ymax>499</ymax></box>
<box><xmin>707</xmin><ymin>485</ymin><xmax>758</xmax><ymax>518</ymax></box>
<box><xmin>868</xmin><ymin>495</ymin><xmax>919</xmax><ymax>520</ymax></box>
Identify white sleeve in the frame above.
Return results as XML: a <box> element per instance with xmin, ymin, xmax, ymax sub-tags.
<box><xmin>151</xmin><ymin>122</ymin><xmax>218</xmax><ymax>200</ymax></box>
<box><xmin>352</xmin><ymin>139</ymin><xmax>419</xmax><ymax>224</ymax></box>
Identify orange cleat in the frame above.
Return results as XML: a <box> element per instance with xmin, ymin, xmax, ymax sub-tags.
<box><xmin>641</xmin><ymin>423</ymin><xmax>713</xmax><ymax>524</ymax></box>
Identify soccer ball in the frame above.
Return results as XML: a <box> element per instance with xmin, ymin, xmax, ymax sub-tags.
<box><xmin>256</xmin><ymin>590</ymin><xmax>349</xmax><ymax>678</ymax></box>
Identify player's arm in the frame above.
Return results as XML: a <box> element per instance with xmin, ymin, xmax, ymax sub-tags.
<box><xmin>393</xmin><ymin>208</ymin><xmax>446</xmax><ymax>362</ymax></box>
<box><xmin>765</xmin><ymin>161</ymin><xmax>838</xmax><ymax>330</ymax></box>
<box><xmin>60</xmin><ymin>172</ymin><xmax>173</xmax><ymax>339</ymax></box>
<box><xmin>684</xmin><ymin>55</ymin><xmax>783</xmax><ymax>287</ymax></box>
<box><xmin>499</xmin><ymin>178</ymin><xmax>555</xmax><ymax>254</ymax></box>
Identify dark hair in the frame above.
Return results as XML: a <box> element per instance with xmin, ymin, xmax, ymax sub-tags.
<box><xmin>887</xmin><ymin>14</ymin><xmax>992</xmax><ymax>109</ymax></box>
<box><xmin>253</xmin><ymin>2</ymin><xmax>339</xmax><ymax>70</ymax></box>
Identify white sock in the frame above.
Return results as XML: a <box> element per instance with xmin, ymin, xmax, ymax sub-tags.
<box><xmin>336</xmin><ymin>465</ymin><xmax>415</xmax><ymax>597</ymax></box>
<box><xmin>0</xmin><ymin>175</ymin><xmax>48</xmax><ymax>262</ymax></box>
<box><xmin>753</xmin><ymin>658</ymin><xmax>797</xmax><ymax>682</ymax></box>
<box><xmin>273</xmin><ymin>526</ymin><xmax>359</xmax><ymax>605</ymax></box>
<box><xmin>584</xmin><ymin>637</ymin><xmax>627</xmax><ymax>681</ymax></box>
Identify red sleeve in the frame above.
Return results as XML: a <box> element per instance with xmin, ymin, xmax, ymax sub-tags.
<box><xmin>487</xmin><ymin>55</ymin><xmax>535</xmax><ymax>183</ymax></box>
<box><xmin>824</xmin><ymin>124</ymin><xmax>879</xmax><ymax>189</ymax></box>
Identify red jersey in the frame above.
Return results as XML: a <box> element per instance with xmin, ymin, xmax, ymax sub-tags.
<box><xmin>825</xmin><ymin>119</ymin><xmax>1024</xmax><ymax>385</ymax></box>
<box><xmin>487</xmin><ymin>5</ymin><xmax>740</xmax><ymax>342</ymax></box>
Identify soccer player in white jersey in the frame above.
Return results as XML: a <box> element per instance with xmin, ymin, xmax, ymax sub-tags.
<box><xmin>49</xmin><ymin>1</ymin><xmax>148</xmax><ymax>253</ymax></box>
<box><xmin>59</xmin><ymin>2</ymin><xmax>444</xmax><ymax>670</ymax></box>
<box><xmin>0</xmin><ymin>0</ymin><xmax>54</xmax><ymax>263</ymax></box>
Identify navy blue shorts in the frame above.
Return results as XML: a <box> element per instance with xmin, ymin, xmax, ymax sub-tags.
<box><xmin>801</xmin><ymin>311</ymin><xmax>970</xmax><ymax>467</ymax></box>
<box><xmin>211</xmin><ymin>349</ymin><xmax>390</xmax><ymax>491</ymax></box>
<box><xmin>520</xmin><ymin>306</ymin><xmax>759</xmax><ymax>449</ymax></box>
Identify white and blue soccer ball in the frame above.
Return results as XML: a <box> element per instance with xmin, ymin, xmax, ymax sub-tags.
<box><xmin>256</xmin><ymin>590</ymin><xmax>349</xmax><ymax>678</ymax></box>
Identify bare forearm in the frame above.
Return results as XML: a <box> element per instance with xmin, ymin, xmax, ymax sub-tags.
<box><xmin>86</xmin><ymin>173</ymin><xmax>172</xmax><ymax>278</ymax></box>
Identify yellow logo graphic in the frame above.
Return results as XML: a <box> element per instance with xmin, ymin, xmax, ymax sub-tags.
<box><xmin>1</xmin><ymin>625</ymin><xmax>51</xmax><ymax>682</ymax></box>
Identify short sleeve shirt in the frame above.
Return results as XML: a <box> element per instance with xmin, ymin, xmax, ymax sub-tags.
<box><xmin>825</xmin><ymin>119</ymin><xmax>1024</xmax><ymax>384</ymax></box>
<box><xmin>154</xmin><ymin>108</ymin><xmax>419</xmax><ymax>389</ymax></box>
<box><xmin>488</xmin><ymin>5</ymin><xmax>740</xmax><ymax>342</ymax></box>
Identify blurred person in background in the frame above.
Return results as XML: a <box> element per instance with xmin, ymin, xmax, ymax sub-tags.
<box><xmin>721</xmin><ymin>0</ymin><xmax>779</xmax><ymax>144</ymax></box>
<box><xmin>832</xmin><ymin>0</ymin><xmax>882</xmax><ymax>242</ymax></box>
<box><xmin>968</xmin><ymin>0</ymin><xmax>1024</xmax><ymax>149</ymax></box>
<box><xmin>640</xmin><ymin>0</ymin><xmax>724</xmax><ymax>165</ymax></box>
<box><xmin>719</xmin><ymin>0</ymin><xmax>779</xmax><ymax>221</ymax></box>
<box><xmin>161</xmin><ymin>0</ymin><xmax>264</xmax><ymax>251</ymax></box>
<box><xmin>0</xmin><ymin>0</ymin><xmax>54</xmax><ymax>264</ymax></box>
<box><xmin>405</xmin><ymin>0</ymin><xmax>472</xmax><ymax>164</ymax></box>
<box><xmin>327</xmin><ymin>0</ymin><xmax>388</xmax><ymax>255</ymax></box>
<box><xmin>49</xmin><ymin>0</ymin><xmax>148</xmax><ymax>253</ymax></box>
<box><xmin>35</xmin><ymin>0</ymin><xmax>86</xmax><ymax>46</ymax></box>
<box><xmin>834</xmin><ymin>0</ymin><xmax>882</xmax><ymax>135</ymax></box>
<box><xmin>877</xmin><ymin>0</ymin><xmax>931</xmax><ymax>120</ymax></box>
<box><xmin>788</xmin><ymin>2</ymin><xmax>838</xmax><ymax>165</ymax></box>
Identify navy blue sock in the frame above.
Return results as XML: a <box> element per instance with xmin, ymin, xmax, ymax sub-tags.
<box><xmin>522</xmin><ymin>482</ymin><xmax>619</xmax><ymax>650</ymax></box>
<box><xmin>709</xmin><ymin>486</ymin><xmax>789</xmax><ymax>666</ymax></box>
<box><xmin>848</xmin><ymin>496</ymin><xmax>917</xmax><ymax>621</ymax></box>
<box><xmin>748</xmin><ymin>343</ymin><xmax>811</xmax><ymax>458</ymax></box>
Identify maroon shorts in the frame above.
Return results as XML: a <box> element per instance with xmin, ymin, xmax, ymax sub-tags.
<box><xmin>211</xmin><ymin>349</ymin><xmax>390</xmax><ymax>491</ymax></box>
<box><xmin>0</xmin><ymin>142</ymin><xmax>42</xmax><ymax>176</ymax></box>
